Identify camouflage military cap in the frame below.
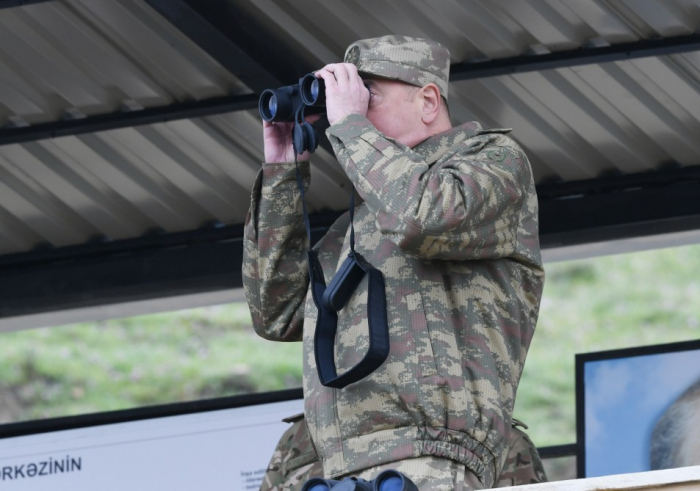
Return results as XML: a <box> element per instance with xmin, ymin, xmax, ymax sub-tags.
<box><xmin>344</xmin><ymin>35</ymin><xmax>450</xmax><ymax>100</ymax></box>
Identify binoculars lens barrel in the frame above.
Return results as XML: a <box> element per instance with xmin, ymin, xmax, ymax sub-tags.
<box><xmin>258</xmin><ymin>74</ymin><xmax>326</xmax><ymax>122</ymax></box>
<box><xmin>268</xmin><ymin>95</ymin><xmax>277</xmax><ymax>116</ymax></box>
<box><xmin>300</xmin><ymin>471</ymin><xmax>416</xmax><ymax>491</ymax></box>
<box><xmin>301</xmin><ymin>478</ymin><xmax>338</xmax><ymax>491</ymax></box>
<box><xmin>376</xmin><ymin>476</ymin><xmax>402</xmax><ymax>491</ymax></box>
<box><xmin>300</xmin><ymin>74</ymin><xmax>325</xmax><ymax>106</ymax></box>
<box><xmin>308</xmin><ymin>485</ymin><xmax>333</xmax><ymax>491</ymax></box>
<box><xmin>259</xmin><ymin>85</ymin><xmax>299</xmax><ymax>122</ymax></box>
<box><xmin>374</xmin><ymin>470</ymin><xmax>418</xmax><ymax>491</ymax></box>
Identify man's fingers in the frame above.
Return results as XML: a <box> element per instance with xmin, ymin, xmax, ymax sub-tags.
<box><xmin>343</xmin><ymin>63</ymin><xmax>360</xmax><ymax>80</ymax></box>
<box><xmin>320</xmin><ymin>64</ymin><xmax>364</xmax><ymax>93</ymax></box>
<box><xmin>332</xmin><ymin>64</ymin><xmax>357</xmax><ymax>90</ymax></box>
<box><xmin>314</xmin><ymin>63</ymin><xmax>369</xmax><ymax>125</ymax></box>
<box><xmin>315</xmin><ymin>68</ymin><xmax>338</xmax><ymax>90</ymax></box>
<box><xmin>328</xmin><ymin>63</ymin><xmax>345</xmax><ymax>86</ymax></box>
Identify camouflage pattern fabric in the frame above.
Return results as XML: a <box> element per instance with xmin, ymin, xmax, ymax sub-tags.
<box><xmin>259</xmin><ymin>414</ymin><xmax>322</xmax><ymax>491</ymax></box>
<box><xmin>348</xmin><ymin>455</ymin><xmax>485</xmax><ymax>490</ymax></box>
<box><xmin>243</xmin><ymin>112</ymin><xmax>544</xmax><ymax>487</ymax></box>
<box><xmin>494</xmin><ymin>421</ymin><xmax>548</xmax><ymax>487</ymax></box>
<box><xmin>344</xmin><ymin>35</ymin><xmax>451</xmax><ymax>99</ymax></box>
<box><xmin>261</xmin><ymin>416</ymin><xmax>546</xmax><ymax>490</ymax></box>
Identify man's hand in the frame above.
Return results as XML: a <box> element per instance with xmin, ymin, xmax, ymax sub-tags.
<box><xmin>263</xmin><ymin>116</ymin><xmax>320</xmax><ymax>163</ymax></box>
<box><xmin>315</xmin><ymin>63</ymin><xmax>370</xmax><ymax>126</ymax></box>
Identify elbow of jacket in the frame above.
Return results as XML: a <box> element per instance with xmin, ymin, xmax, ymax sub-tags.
<box><xmin>252</xmin><ymin>313</ymin><xmax>302</xmax><ymax>342</ymax></box>
<box><xmin>376</xmin><ymin>214</ymin><xmax>443</xmax><ymax>257</ymax></box>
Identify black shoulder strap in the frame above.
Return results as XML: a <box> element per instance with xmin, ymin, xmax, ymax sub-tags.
<box><xmin>308</xmin><ymin>249</ymin><xmax>389</xmax><ymax>389</ymax></box>
<box><xmin>293</xmin><ymin>154</ymin><xmax>390</xmax><ymax>389</ymax></box>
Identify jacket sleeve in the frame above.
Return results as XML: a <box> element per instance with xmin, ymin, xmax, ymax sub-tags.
<box><xmin>326</xmin><ymin>114</ymin><xmax>532</xmax><ymax>261</ymax></box>
<box><xmin>242</xmin><ymin>161</ymin><xmax>310</xmax><ymax>342</ymax></box>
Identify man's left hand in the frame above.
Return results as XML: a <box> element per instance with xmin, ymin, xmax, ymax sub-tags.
<box><xmin>315</xmin><ymin>63</ymin><xmax>370</xmax><ymax>126</ymax></box>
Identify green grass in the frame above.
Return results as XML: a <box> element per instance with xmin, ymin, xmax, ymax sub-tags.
<box><xmin>0</xmin><ymin>304</ymin><xmax>302</xmax><ymax>422</ymax></box>
<box><xmin>1</xmin><ymin>244</ymin><xmax>699</xmax><ymax>452</ymax></box>
<box><xmin>515</xmin><ymin>245</ymin><xmax>700</xmax><ymax>447</ymax></box>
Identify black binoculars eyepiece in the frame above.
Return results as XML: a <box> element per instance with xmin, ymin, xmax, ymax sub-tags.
<box><xmin>300</xmin><ymin>73</ymin><xmax>325</xmax><ymax>106</ymax></box>
<box><xmin>259</xmin><ymin>85</ymin><xmax>298</xmax><ymax>122</ymax></box>
<box><xmin>301</xmin><ymin>470</ymin><xmax>418</xmax><ymax>491</ymax></box>
<box><xmin>372</xmin><ymin>470</ymin><xmax>418</xmax><ymax>491</ymax></box>
<box><xmin>258</xmin><ymin>73</ymin><xmax>325</xmax><ymax>123</ymax></box>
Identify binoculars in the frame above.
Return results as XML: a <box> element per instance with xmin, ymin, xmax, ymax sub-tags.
<box><xmin>258</xmin><ymin>73</ymin><xmax>325</xmax><ymax>154</ymax></box>
<box><xmin>259</xmin><ymin>73</ymin><xmax>325</xmax><ymax>123</ymax></box>
<box><xmin>301</xmin><ymin>469</ymin><xmax>418</xmax><ymax>491</ymax></box>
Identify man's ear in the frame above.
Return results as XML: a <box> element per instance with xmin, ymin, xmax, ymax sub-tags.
<box><xmin>420</xmin><ymin>83</ymin><xmax>441</xmax><ymax>125</ymax></box>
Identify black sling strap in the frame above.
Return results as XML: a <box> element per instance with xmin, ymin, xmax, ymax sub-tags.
<box><xmin>293</xmin><ymin>152</ymin><xmax>390</xmax><ymax>389</ymax></box>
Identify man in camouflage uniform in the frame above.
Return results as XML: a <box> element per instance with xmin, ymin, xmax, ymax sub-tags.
<box><xmin>243</xmin><ymin>35</ymin><xmax>544</xmax><ymax>489</ymax></box>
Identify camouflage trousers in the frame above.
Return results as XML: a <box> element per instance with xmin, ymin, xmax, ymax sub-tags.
<box><xmin>259</xmin><ymin>415</ymin><xmax>547</xmax><ymax>490</ymax></box>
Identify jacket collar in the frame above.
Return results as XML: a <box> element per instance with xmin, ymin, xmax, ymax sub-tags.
<box><xmin>411</xmin><ymin>121</ymin><xmax>483</xmax><ymax>164</ymax></box>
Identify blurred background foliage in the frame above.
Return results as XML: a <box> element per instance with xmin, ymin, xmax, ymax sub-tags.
<box><xmin>0</xmin><ymin>303</ymin><xmax>303</xmax><ymax>423</ymax></box>
<box><xmin>1</xmin><ymin>244</ymin><xmax>699</xmax><ymax>455</ymax></box>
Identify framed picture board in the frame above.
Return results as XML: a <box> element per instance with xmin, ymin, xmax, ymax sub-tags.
<box><xmin>576</xmin><ymin>339</ymin><xmax>700</xmax><ymax>478</ymax></box>
<box><xmin>0</xmin><ymin>388</ymin><xmax>303</xmax><ymax>490</ymax></box>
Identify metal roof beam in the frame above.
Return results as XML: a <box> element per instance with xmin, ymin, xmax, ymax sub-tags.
<box><xmin>0</xmin><ymin>0</ymin><xmax>326</xmax><ymax>148</ymax></box>
<box><xmin>0</xmin><ymin>215</ymin><xmax>338</xmax><ymax>319</ymax></box>
<box><xmin>539</xmin><ymin>177</ymin><xmax>700</xmax><ymax>249</ymax></box>
<box><xmin>145</xmin><ymin>0</ymin><xmax>334</xmax><ymax>155</ymax></box>
<box><xmin>451</xmin><ymin>33</ymin><xmax>700</xmax><ymax>81</ymax></box>
<box><xmin>536</xmin><ymin>165</ymin><xmax>700</xmax><ymax>200</ymax></box>
<box><xmin>0</xmin><ymin>236</ymin><xmax>244</xmax><ymax>320</ymax></box>
<box><xmin>144</xmin><ymin>0</ymin><xmax>314</xmax><ymax>93</ymax></box>
<box><xmin>1</xmin><ymin>171</ymin><xmax>699</xmax><ymax>318</ymax></box>
<box><xmin>0</xmin><ymin>94</ymin><xmax>257</xmax><ymax>146</ymax></box>
<box><xmin>2</xmin><ymin>28</ymin><xmax>698</xmax><ymax>146</ymax></box>
<box><xmin>0</xmin><ymin>0</ymin><xmax>54</xmax><ymax>9</ymax></box>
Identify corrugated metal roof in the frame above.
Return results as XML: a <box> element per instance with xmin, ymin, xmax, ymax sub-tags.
<box><xmin>1</xmin><ymin>0</ymin><xmax>699</xmax><ymax>256</ymax></box>
<box><xmin>0</xmin><ymin>110</ymin><xmax>347</xmax><ymax>254</ymax></box>
<box><xmin>0</xmin><ymin>0</ymin><xmax>250</xmax><ymax>128</ymax></box>
<box><xmin>241</xmin><ymin>0</ymin><xmax>700</xmax><ymax>184</ymax></box>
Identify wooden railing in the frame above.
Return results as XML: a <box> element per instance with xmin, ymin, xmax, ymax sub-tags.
<box><xmin>500</xmin><ymin>465</ymin><xmax>700</xmax><ymax>490</ymax></box>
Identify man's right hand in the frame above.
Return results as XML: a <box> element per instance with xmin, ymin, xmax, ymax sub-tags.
<box><xmin>263</xmin><ymin>116</ymin><xmax>320</xmax><ymax>163</ymax></box>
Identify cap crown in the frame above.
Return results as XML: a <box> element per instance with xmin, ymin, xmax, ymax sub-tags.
<box><xmin>344</xmin><ymin>35</ymin><xmax>451</xmax><ymax>100</ymax></box>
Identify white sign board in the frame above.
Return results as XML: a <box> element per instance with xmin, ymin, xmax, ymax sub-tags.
<box><xmin>0</xmin><ymin>398</ymin><xmax>303</xmax><ymax>490</ymax></box>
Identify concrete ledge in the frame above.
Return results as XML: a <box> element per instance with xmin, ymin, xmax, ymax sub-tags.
<box><xmin>499</xmin><ymin>465</ymin><xmax>700</xmax><ymax>490</ymax></box>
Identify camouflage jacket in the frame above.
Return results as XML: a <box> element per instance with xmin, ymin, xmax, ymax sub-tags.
<box><xmin>243</xmin><ymin>114</ymin><xmax>544</xmax><ymax>486</ymax></box>
<box><xmin>259</xmin><ymin>415</ymin><xmax>547</xmax><ymax>490</ymax></box>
